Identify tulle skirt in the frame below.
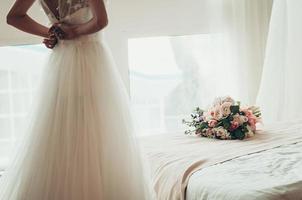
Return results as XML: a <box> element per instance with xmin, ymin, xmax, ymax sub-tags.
<box><xmin>0</xmin><ymin>34</ymin><xmax>152</xmax><ymax>200</ymax></box>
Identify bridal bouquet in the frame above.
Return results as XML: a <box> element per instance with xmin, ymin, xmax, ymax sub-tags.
<box><xmin>183</xmin><ymin>96</ymin><xmax>261</xmax><ymax>140</ymax></box>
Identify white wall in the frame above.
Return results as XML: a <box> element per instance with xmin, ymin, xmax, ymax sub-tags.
<box><xmin>0</xmin><ymin>1</ymin><xmax>47</xmax><ymax>46</ymax></box>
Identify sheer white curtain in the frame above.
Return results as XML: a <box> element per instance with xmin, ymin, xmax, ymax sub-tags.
<box><xmin>225</xmin><ymin>0</ymin><xmax>272</xmax><ymax>104</ymax></box>
<box><xmin>257</xmin><ymin>0</ymin><xmax>302</xmax><ymax>122</ymax></box>
<box><xmin>129</xmin><ymin>0</ymin><xmax>272</xmax><ymax>134</ymax></box>
<box><xmin>0</xmin><ymin>45</ymin><xmax>47</xmax><ymax>169</ymax></box>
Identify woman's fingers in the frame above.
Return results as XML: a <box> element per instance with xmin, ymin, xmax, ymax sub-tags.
<box><xmin>43</xmin><ymin>41</ymin><xmax>54</xmax><ymax>49</ymax></box>
<box><xmin>43</xmin><ymin>37</ymin><xmax>57</xmax><ymax>49</ymax></box>
<box><xmin>53</xmin><ymin>23</ymin><xmax>78</xmax><ymax>40</ymax></box>
<box><xmin>49</xmin><ymin>24</ymin><xmax>66</xmax><ymax>39</ymax></box>
<box><xmin>43</xmin><ymin>38</ymin><xmax>56</xmax><ymax>45</ymax></box>
<box><xmin>43</xmin><ymin>40</ymin><xmax>55</xmax><ymax>48</ymax></box>
<box><xmin>43</xmin><ymin>43</ymin><xmax>54</xmax><ymax>49</ymax></box>
<box><xmin>49</xmin><ymin>23</ymin><xmax>79</xmax><ymax>41</ymax></box>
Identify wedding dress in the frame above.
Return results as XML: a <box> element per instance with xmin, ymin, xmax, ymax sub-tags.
<box><xmin>0</xmin><ymin>0</ymin><xmax>152</xmax><ymax>199</ymax></box>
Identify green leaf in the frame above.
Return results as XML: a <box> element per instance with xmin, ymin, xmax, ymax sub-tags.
<box><xmin>242</xmin><ymin>126</ymin><xmax>248</xmax><ymax>133</ymax></box>
<box><xmin>230</xmin><ymin>131</ymin><xmax>236</xmax><ymax>139</ymax></box>
<box><xmin>197</xmin><ymin>122</ymin><xmax>208</xmax><ymax>130</ymax></box>
<box><xmin>234</xmin><ymin>129</ymin><xmax>245</xmax><ymax>140</ymax></box>
<box><xmin>221</xmin><ymin>118</ymin><xmax>230</xmax><ymax>129</ymax></box>
<box><xmin>230</xmin><ymin>105</ymin><xmax>240</xmax><ymax>114</ymax></box>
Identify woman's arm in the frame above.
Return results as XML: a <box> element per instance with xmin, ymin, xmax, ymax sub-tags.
<box><xmin>57</xmin><ymin>0</ymin><xmax>108</xmax><ymax>39</ymax></box>
<box><xmin>74</xmin><ymin>0</ymin><xmax>108</xmax><ymax>36</ymax></box>
<box><xmin>7</xmin><ymin>0</ymin><xmax>49</xmax><ymax>38</ymax></box>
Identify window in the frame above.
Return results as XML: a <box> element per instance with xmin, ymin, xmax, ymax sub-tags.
<box><xmin>129</xmin><ymin>34</ymin><xmax>242</xmax><ymax>135</ymax></box>
<box><xmin>0</xmin><ymin>45</ymin><xmax>48</xmax><ymax>167</ymax></box>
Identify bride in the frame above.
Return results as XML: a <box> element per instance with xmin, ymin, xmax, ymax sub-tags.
<box><xmin>0</xmin><ymin>0</ymin><xmax>152</xmax><ymax>199</ymax></box>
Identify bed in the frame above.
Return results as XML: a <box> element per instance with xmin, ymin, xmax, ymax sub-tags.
<box><xmin>186</xmin><ymin>142</ymin><xmax>302</xmax><ymax>200</ymax></box>
<box><xmin>140</xmin><ymin>120</ymin><xmax>302</xmax><ymax>200</ymax></box>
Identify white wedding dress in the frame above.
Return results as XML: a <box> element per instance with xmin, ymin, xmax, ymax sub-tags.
<box><xmin>0</xmin><ymin>0</ymin><xmax>152</xmax><ymax>199</ymax></box>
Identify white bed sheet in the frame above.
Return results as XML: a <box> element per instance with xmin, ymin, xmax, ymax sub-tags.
<box><xmin>187</xmin><ymin>142</ymin><xmax>302</xmax><ymax>200</ymax></box>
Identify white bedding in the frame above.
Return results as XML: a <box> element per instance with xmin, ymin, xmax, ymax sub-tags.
<box><xmin>187</xmin><ymin>142</ymin><xmax>302</xmax><ymax>200</ymax></box>
<box><xmin>140</xmin><ymin>121</ymin><xmax>302</xmax><ymax>200</ymax></box>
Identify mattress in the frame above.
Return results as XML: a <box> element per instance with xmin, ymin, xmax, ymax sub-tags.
<box><xmin>187</xmin><ymin>142</ymin><xmax>302</xmax><ymax>200</ymax></box>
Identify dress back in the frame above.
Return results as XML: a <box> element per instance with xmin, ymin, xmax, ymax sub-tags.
<box><xmin>40</xmin><ymin>0</ymin><xmax>105</xmax><ymax>44</ymax></box>
<box><xmin>40</xmin><ymin>0</ymin><xmax>92</xmax><ymax>24</ymax></box>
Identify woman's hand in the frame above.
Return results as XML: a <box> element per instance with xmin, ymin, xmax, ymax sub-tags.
<box><xmin>51</xmin><ymin>23</ymin><xmax>80</xmax><ymax>40</ymax></box>
<box><xmin>61</xmin><ymin>0</ymin><xmax>108</xmax><ymax>37</ymax></box>
<box><xmin>47</xmin><ymin>0</ymin><xmax>109</xmax><ymax>40</ymax></box>
<box><xmin>49</xmin><ymin>24</ymin><xmax>65</xmax><ymax>40</ymax></box>
<box><xmin>43</xmin><ymin>34</ymin><xmax>58</xmax><ymax>49</ymax></box>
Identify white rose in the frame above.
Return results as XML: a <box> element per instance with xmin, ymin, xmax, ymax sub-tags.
<box><xmin>212</xmin><ymin>127</ymin><xmax>230</xmax><ymax>139</ymax></box>
<box><xmin>213</xmin><ymin>96</ymin><xmax>235</xmax><ymax>107</ymax></box>
<box><xmin>233</xmin><ymin>114</ymin><xmax>241</xmax><ymax>124</ymax></box>
<box><xmin>241</xmin><ymin>116</ymin><xmax>249</xmax><ymax>123</ymax></box>
<box><xmin>246</xmin><ymin>125</ymin><xmax>255</xmax><ymax>138</ymax></box>
<box><xmin>221</xmin><ymin>102</ymin><xmax>232</xmax><ymax>117</ymax></box>
<box><xmin>213</xmin><ymin>106</ymin><xmax>223</xmax><ymax>120</ymax></box>
<box><xmin>221</xmin><ymin>96</ymin><xmax>235</xmax><ymax>104</ymax></box>
<box><xmin>203</xmin><ymin>111</ymin><xmax>213</xmax><ymax>121</ymax></box>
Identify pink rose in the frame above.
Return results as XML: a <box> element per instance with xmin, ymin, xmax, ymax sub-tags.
<box><xmin>208</xmin><ymin>120</ymin><xmax>218</xmax><ymax>128</ymax></box>
<box><xmin>246</xmin><ymin>113</ymin><xmax>257</xmax><ymax>131</ymax></box>
<box><xmin>243</xmin><ymin>109</ymin><xmax>253</xmax><ymax>117</ymax></box>
<box><xmin>247</xmin><ymin>113</ymin><xmax>257</xmax><ymax>122</ymax></box>
<box><xmin>248</xmin><ymin>118</ymin><xmax>257</xmax><ymax>131</ymax></box>
<box><xmin>230</xmin><ymin>121</ymin><xmax>239</xmax><ymax>131</ymax></box>
<box><xmin>243</xmin><ymin>108</ymin><xmax>260</xmax><ymax>129</ymax></box>
<box><xmin>210</xmin><ymin>110</ymin><xmax>215</xmax><ymax>117</ymax></box>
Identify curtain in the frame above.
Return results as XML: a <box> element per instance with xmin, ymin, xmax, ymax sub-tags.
<box><xmin>0</xmin><ymin>45</ymin><xmax>47</xmax><ymax>169</ymax></box>
<box><xmin>211</xmin><ymin>0</ymin><xmax>272</xmax><ymax>104</ymax></box>
<box><xmin>257</xmin><ymin>0</ymin><xmax>302</xmax><ymax>122</ymax></box>
<box><xmin>129</xmin><ymin>0</ymin><xmax>273</xmax><ymax>135</ymax></box>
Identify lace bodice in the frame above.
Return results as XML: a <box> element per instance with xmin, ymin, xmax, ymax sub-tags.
<box><xmin>39</xmin><ymin>0</ymin><xmax>106</xmax><ymax>44</ymax></box>
<box><xmin>40</xmin><ymin>0</ymin><xmax>90</xmax><ymax>24</ymax></box>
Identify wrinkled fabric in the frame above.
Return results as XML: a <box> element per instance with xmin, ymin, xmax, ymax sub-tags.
<box><xmin>187</xmin><ymin>142</ymin><xmax>302</xmax><ymax>200</ymax></box>
<box><xmin>141</xmin><ymin>121</ymin><xmax>302</xmax><ymax>200</ymax></box>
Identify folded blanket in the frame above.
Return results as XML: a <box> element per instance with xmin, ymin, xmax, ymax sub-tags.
<box><xmin>140</xmin><ymin>120</ymin><xmax>302</xmax><ymax>200</ymax></box>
